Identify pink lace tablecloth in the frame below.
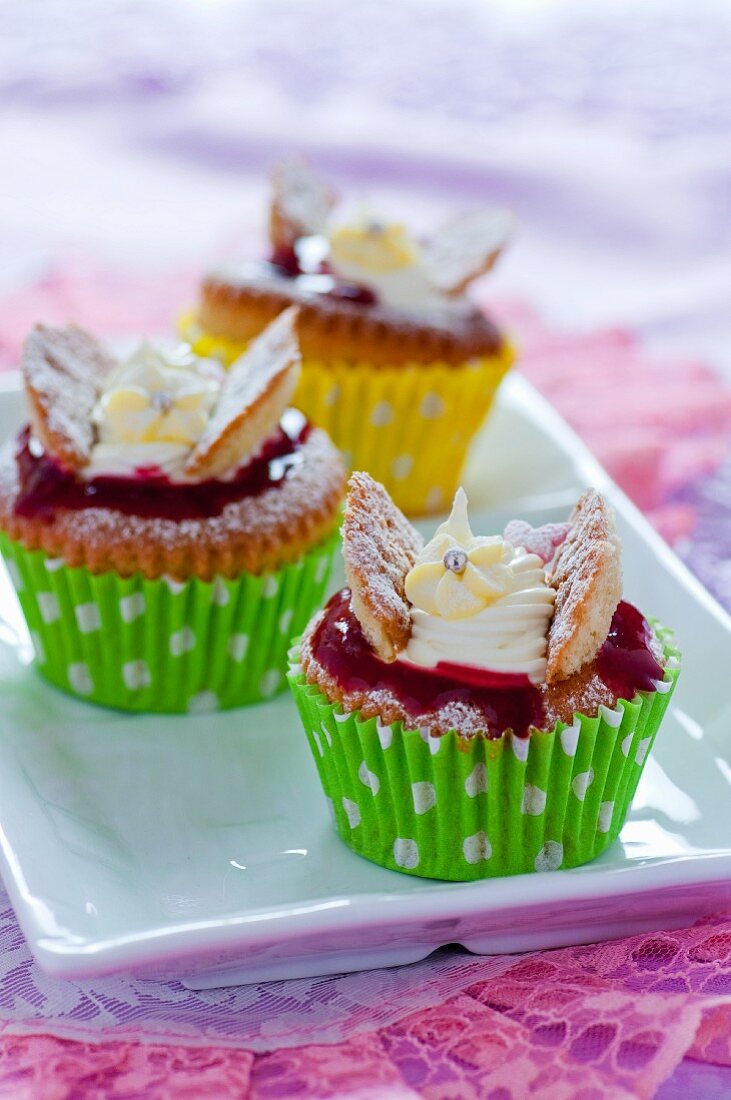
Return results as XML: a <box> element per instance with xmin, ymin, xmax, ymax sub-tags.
<box><xmin>0</xmin><ymin>266</ymin><xmax>729</xmax><ymax>1099</ymax></box>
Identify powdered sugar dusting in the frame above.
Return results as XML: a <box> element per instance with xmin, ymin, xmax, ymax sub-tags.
<box><xmin>23</xmin><ymin>324</ymin><xmax>116</xmax><ymax>469</ymax></box>
<box><xmin>503</xmin><ymin>519</ymin><xmax>571</xmax><ymax>565</ymax></box>
<box><xmin>546</xmin><ymin>489</ymin><xmax>623</xmax><ymax>683</ymax></box>
<box><xmin>342</xmin><ymin>472</ymin><xmax>423</xmax><ymax>661</ymax></box>
<box><xmin>0</xmin><ymin>428</ymin><xmax>343</xmax><ymax>580</ymax></box>
<box><xmin>185</xmin><ymin>309</ymin><xmax>300</xmax><ymax>478</ymax></box>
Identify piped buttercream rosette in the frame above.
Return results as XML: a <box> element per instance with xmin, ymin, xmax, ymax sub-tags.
<box><xmin>401</xmin><ymin>489</ymin><xmax>556</xmax><ymax>682</ymax></box>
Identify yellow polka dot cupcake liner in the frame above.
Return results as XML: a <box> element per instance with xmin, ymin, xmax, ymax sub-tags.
<box><xmin>180</xmin><ymin>315</ymin><xmax>514</xmax><ymax>516</ymax></box>
<box><xmin>287</xmin><ymin>629</ymin><xmax>679</xmax><ymax>881</ymax></box>
<box><xmin>0</xmin><ymin>531</ymin><xmax>337</xmax><ymax>713</ymax></box>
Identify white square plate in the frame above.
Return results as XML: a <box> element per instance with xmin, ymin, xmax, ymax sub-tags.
<box><xmin>0</xmin><ymin>372</ymin><xmax>729</xmax><ymax>990</ymax></box>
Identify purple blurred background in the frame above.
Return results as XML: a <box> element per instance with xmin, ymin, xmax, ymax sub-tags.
<box><xmin>2</xmin><ymin>0</ymin><xmax>730</xmax><ymax>373</ymax></box>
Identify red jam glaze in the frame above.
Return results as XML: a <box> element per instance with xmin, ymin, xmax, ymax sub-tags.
<box><xmin>264</xmin><ymin>254</ymin><xmax>378</xmax><ymax>306</ymax></box>
<box><xmin>14</xmin><ymin>409</ymin><xmax>312</xmax><ymax>522</ymax></box>
<box><xmin>311</xmin><ymin>589</ymin><xmax>665</xmax><ymax>739</ymax></box>
<box><xmin>595</xmin><ymin>600</ymin><xmax>665</xmax><ymax>694</ymax></box>
<box><xmin>268</xmin><ymin>245</ymin><xmax>302</xmax><ymax>278</ymax></box>
<box><xmin>312</xmin><ymin>589</ymin><xmax>544</xmax><ymax>739</ymax></box>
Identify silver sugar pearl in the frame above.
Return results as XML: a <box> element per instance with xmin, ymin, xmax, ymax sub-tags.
<box><xmin>151</xmin><ymin>390</ymin><xmax>173</xmax><ymax>413</ymax></box>
<box><xmin>443</xmin><ymin>548</ymin><xmax>468</xmax><ymax>574</ymax></box>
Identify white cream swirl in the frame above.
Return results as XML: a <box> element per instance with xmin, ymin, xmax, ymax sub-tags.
<box><xmin>327</xmin><ymin>216</ymin><xmax>470</xmax><ymax>317</ymax></box>
<box><xmin>402</xmin><ymin>490</ymin><xmax>556</xmax><ymax>682</ymax></box>
<box><xmin>86</xmin><ymin>341</ymin><xmax>222</xmax><ymax>480</ymax></box>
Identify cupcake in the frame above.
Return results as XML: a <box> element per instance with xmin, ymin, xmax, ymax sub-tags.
<box><xmin>181</xmin><ymin>159</ymin><xmax>515</xmax><ymax>515</ymax></box>
<box><xmin>0</xmin><ymin>310</ymin><xmax>345</xmax><ymax>712</ymax></box>
<box><xmin>288</xmin><ymin>473</ymin><xmax>680</xmax><ymax>880</ymax></box>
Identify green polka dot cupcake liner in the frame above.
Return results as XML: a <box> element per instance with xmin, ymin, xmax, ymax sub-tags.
<box><xmin>0</xmin><ymin>530</ymin><xmax>338</xmax><ymax>713</ymax></box>
<box><xmin>287</xmin><ymin>628</ymin><xmax>680</xmax><ymax>880</ymax></box>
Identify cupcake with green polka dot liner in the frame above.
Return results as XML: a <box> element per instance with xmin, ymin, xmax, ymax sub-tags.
<box><xmin>181</xmin><ymin>159</ymin><xmax>515</xmax><ymax>516</ymax></box>
<box><xmin>288</xmin><ymin>472</ymin><xmax>680</xmax><ymax>881</ymax></box>
<box><xmin>0</xmin><ymin>310</ymin><xmax>345</xmax><ymax>712</ymax></box>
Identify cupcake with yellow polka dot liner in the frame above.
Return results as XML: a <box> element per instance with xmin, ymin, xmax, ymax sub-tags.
<box><xmin>181</xmin><ymin>159</ymin><xmax>515</xmax><ymax>516</ymax></box>
<box><xmin>0</xmin><ymin>311</ymin><xmax>345</xmax><ymax>712</ymax></box>
<box><xmin>288</xmin><ymin>472</ymin><xmax>680</xmax><ymax>880</ymax></box>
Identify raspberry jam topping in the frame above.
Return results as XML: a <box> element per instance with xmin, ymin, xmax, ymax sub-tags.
<box><xmin>595</xmin><ymin>600</ymin><xmax>665</xmax><ymax>694</ymax></box>
<box><xmin>264</xmin><ymin>254</ymin><xmax>377</xmax><ymax>306</ymax></box>
<box><xmin>268</xmin><ymin>245</ymin><xmax>302</xmax><ymax>278</ymax></box>
<box><xmin>325</xmin><ymin>283</ymin><xmax>377</xmax><ymax>306</ymax></box>
<box><xmin>311</xmin><ymin>590</ymin><xmax>665</xmax><ymax>739</ymax></box>
<box><xmin>14</xmin><ymin>410</ymin><xmax>311</xmax><ymax>522</ymax></box>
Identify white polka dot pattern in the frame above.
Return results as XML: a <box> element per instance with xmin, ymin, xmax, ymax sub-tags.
<box><xmin>1</xmin><ymin>533</ymin><xmax>338</xmax><ymax>712</ymax></box>
<box><xmin>170</xmin><ymin>627</ymin><xmax>196</xmax><ymax>656</ymax></box>
<box><xmin>635</xmin><ymin>737</ymin><xmax>652</xmax><ymax>766</ymax></box>
<box><xmin>163</xmin><ymin>577</ymin><xmax>186</xmax><ymax>595</ymax></box>
<box><xmin>188</xmin><ymin>691</ymin><xmax>219</xmax><ymax>714</ymax></box>
<box><xmin>262</xmin><ymin>575</ymin><xmax>279</xmax><ymax>599</ymax></box>
<box><xmin>393</xmin><ymin>838</ymin><xmax>419</xmax><ymax>869</ymax></box>
<box><xmin>120</xmin><ymin>593</ymin><xmax>146</xmax><ymax>623</ymax></box>
<box><xmin>411</xmin><ymin>782</ymin><xmax>436</xmax><ymax>815</ymax></box>
<box><xmin>598</xmin><ymin>704</ymin><xmax>623</xmax><ymax>728</ymax></box>
<box><xmin>464</xmin><ymin>763</ymin><xmax>488</xmax><ymax>798</ymax></box>
<box><xmin>68</xmin><ymin>662</ymin><xmax>93</xmax><ymax>695</ymax></box>
<box><xmin>572</xmin><ymin>769</ymin><xmax>595</xmax><ymax>801</ymax></box>
<box><xmin>419</xmin><ymin>728</ymin><xmax>442</xmax><ymax>756</ymax></box>
<box><xmin>560</xmin><ymin>722</ymin><xmax>580</xmax><ymax>757</ymax></box>
<box><xmin>342</xmin><ymin>798</ymin><xmax>361</xmax><ymax>828</ymax></box>
<box><xmin>598</xmin><ymin>801</ymin><xmax>614</xmax><ymax>833</ymax></box>
<box><xmin>123</xmin><ymin>660</ymin><xmax>151</xmax><ymax>691</ymax></box>
<box><xmin>420</xmin><ymin>392</ymin><xmax>445</xmax><ymax>419</ymax></box>
<box><xmin>324</xmin><ymin>384</ymin><xmax>340</xmax><ymax>407</ymax></box>
<box><xmin>212</xmin><ymin>578</ymin><xmax>230</xmax><ymax>607</ymax></box>
<box><xmin>74</xmin><ymin>602</ymin><xmax>101</xmax><ymax>634</ymax></box>
<box><xmin>358</xmin><ymin>761</ymin><xmax>380</xmax><ymax>795</ymax></box>
<box><xmin>286</xmin><ymin>616</ymin><xmax>680</xmax><ymax>882</ymax></box>
<box><xmin>463</xmin><ymin>831</ymin><xmax>492</xmax><ymax>865</ymax></box>
<box><xmin>37</xmin><ymin>592</ymin><xmax>60</xmax><ymax>624</ymax></box>
<box><xmin>535</xmin><ymin>841</ymin><xmax>563</xmax><ymax>872</ymax></box>
<box><xmin>511</xmin><ymin>734</ymin><xmax>530</xmax><ymax>763</ymax></box>
<box><xmin>391</xmin><ymin>455</ymin><xmax>413</xmax><ymax>481</ymax></box>
<box><xmin>521</xmin><ymin>784</ymin><xmax>547</xmax><ymax>816</ymax></box>
<box><xmin>375</xmin><ymin>719</ymin><xmax>393</xmax><ymax>749</ymax></box>
<box><xmin>370</xmin><ymin>400</ymin><xmax>393</xmax><ymax>427</ymax></box>
<box><xmin>228</xmin><ymin>634</ymin><xmax>249</xmax><ymax>662</ymax></box>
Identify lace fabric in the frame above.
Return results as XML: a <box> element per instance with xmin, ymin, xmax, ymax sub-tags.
<box><xmin>0</xmin><ymin>916</ymin><xmax>730</xmax><ymax>1096</ymax></box>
